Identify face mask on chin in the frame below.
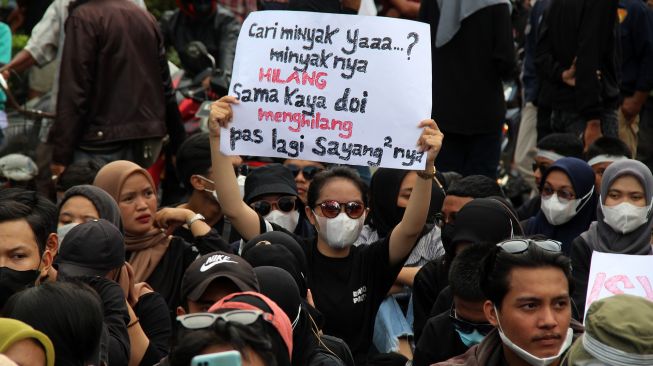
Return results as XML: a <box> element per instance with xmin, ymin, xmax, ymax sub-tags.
<box><xmin>0</xmin><ymin>266</ymin><xmax>41</xmax><ymax>309</ymax></box>
<box><xmin>314</xmin><ymin>211</ymin><xmax>365</xmax><ymax>249</ymax></box>
<box><xmin>265</xmin><ymin>210</ymin><xmax>300</xmax><ymax>232</ymax></box>
<box><xmin>493</xmin><ymin>305</ymin><xmax>573</xmax><ymax>366</ymax></box>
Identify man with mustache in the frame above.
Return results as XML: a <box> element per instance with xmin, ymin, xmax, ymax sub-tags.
<box><xmin>435</xmin><ymin>239</ymin><xmax>583</xmax><ymax>366</ymax></box>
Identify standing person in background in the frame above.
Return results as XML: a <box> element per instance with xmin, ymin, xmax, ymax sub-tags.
<box><xmin>219</xmin><ymin>0</ymin><xmax>256</xmax><ymax>22</ymax></box>
<box><xmin>420</xmin><ymin>0</ymin><xmax>516</xmax><ymax>178</ymax></box>
<box><xmin>536</xmin><ymin>0</ymin><xmax>620</xmax><ymax>149</ymax></box>
<box><xmin>0</xmin><ymin>21</ymin><xmax>11</xmax><ymax>148</ymax></box>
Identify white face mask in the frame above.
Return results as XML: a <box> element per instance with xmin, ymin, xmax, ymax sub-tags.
<box><xmin>494</xmin><ymin>306</ymin><xmax>574</xmax><ymax>366</ymax></box>
<box><xmin>57</xmin><ymin>222</ymin><xmax>79</xmax><ymax>246</ymax></box>
<box><xmin>265</xmin><ymin>209</ymin><xmax>300</xmax><ymax>232</ymax></box>
<box><xmin>540</xmin><ymin>188</ymin><xmax>593</xmax><ymax>226</ymax></box>
<box><xmin>601</xmin><ymin>200</ymin><xmax>652</xmax><ymax>234</ymax></box>
<box><xmin>314</xmin><ymin>211</ymin><xmax>365</xmax><ymax>249</ymax></box>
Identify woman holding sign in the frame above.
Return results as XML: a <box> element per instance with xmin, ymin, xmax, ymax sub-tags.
<box><xmin>208</xmin><ymin>96</ymin><xmax>443</xmax><ymax>365</ymax></box>
<box><xmin>570</xmin><ymin>159</ymin><xmax>653</xmax><ymax>318</ymax></box>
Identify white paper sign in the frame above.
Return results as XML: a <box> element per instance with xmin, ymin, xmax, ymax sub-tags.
<box><xmin>220</xmin><ymin>11</ymin><xmax>432</xmax><ymax>169</ymax></box>
<box><xmin>584</xmin><ymin>251</ymin><xmax>653</xmax><ymax>319</ymax></box>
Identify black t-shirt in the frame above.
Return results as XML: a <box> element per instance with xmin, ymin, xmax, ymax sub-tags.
<box><xmin>135</xmin><ymin>292</ymin><xmax>172</xmax><ymax>364</ymax></box>
<box><xmin>412</xmin><ymin>257</ymin><xmax>449</xmax><ymax>342</ymax></box>
<box><xmin>305</xmin><ymin>236</ymin><xmax>403</xmax><ymax>365</ymax></box>
<box><xmin>413</xmin><ymin>311</ymin><xmax>468</xmax><ymax>366</ymax></box>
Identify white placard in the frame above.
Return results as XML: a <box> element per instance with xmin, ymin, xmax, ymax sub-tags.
<box><xmin>220</xmin><ymin>11</ymin><xmax>432</xmax><ymax>169</ymax></box>
<box><xmin>584</xmin><ymin>251</ymin><xmax>653</xmax><ymax>320</ymax></box>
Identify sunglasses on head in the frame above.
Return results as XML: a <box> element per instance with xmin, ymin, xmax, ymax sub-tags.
<box><xmin>316</xmin><ymin>200</ymin><xmax>365</xmax><ymax>219</ymax></box>
<box><xmin>496</xmin><ymin>238</ymin><xmax>562</xmax><ymax>254</ymax></box>
<box><xmin>250</xmin><ymin>196</ymin><xmax>296</xmax><ymax>216</ymax></box>
<box><xmin>286</xmin><ymin>164</ymin><xmax>323</xmax><ymax>180</ymax></box>
<box><xmin>449</xmin><ymin>305</ymin><xmax>494</xmax><ymax>335</ymax></box>
<box><xmin>176</xmin><ymin>310</ymin><xmax>272</xmax><ymax>330</ymax></box>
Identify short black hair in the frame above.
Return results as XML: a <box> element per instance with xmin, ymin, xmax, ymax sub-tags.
<box><xmin>56</xmin><ymin>159</ymin><xmax>103</xmax><ymax>192</ymax></box>
<box><xmin>176</xmin><ymin>132</ymin><xmax>212</xmax><ymax>193</ymax></box>
<box><xmin>449</xmin><ymin>243</ymin><xmax>493</xmax><ymax>302</ymax></box>
<box><xmin>480</xmin><ymin>240</ymin><xmax>572</xmax><ymax>309</ymax></box>
<box><xmin>586</xmin><ymin>136</ymin><xmax>633</xmax><ymax>161</ymax></box>
<box><xmin>171</xmin><ymin>321</ymin><xmax>277</xmax><ymax>366</ymax></box>
<box><xmin>537</xmin><ymin>133</ymin><xmax>584</xmax><ymax>159</ymax></box>
<box><xmin>2</xmin><ymin>280</ymin><xmax>104</xmax><ymax>365</ymax></box>
<box><xmin>446</xmin><ymin>175</ymin><xmax>503</xmax><ymax>198</ymax></box>
<box><xmin>307</xmin><ymin>166</ymin><xmax>368</xmax><ymax>208</ymax></box>
<box><xmin>0</xmin><ymin>188</ymin><xmax>57</xmax><ymax>254</ymax></box>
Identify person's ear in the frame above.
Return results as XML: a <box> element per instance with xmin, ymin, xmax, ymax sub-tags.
<box><xmin>46</xmin><ymin>233</ymin><xmax>59</xmax><ymax>256</ymax></box>
<box><xmin>176</xmin><ymin>306</ymin><xmax>187</xmax><ymax>316</ymax></box>
<box><xmin>305</xmin><ymin>205</ymin><xmax>316</xmax><ymax>226</ymax></box>
<box><xmin>484</xmin><ymin>300</ymin><xmax>499</xmax><ymax>327</ymax></box>
<box><xmin>190</xmin><ymin>175</ymin><xmax>207</xmax><ymax>191</ymax></box>
<box><xmin>39</xmin><ymin>249</ymin><xmax>53</xmax><ymax>281</ymax></box>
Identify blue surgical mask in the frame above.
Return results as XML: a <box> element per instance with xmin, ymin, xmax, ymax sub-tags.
<box><xmin>455</xmin><ymin>328</ymin><xmax>486</xmax><ymax>347</ymax></box>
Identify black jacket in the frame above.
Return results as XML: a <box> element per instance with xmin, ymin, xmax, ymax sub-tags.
<box><xmin>619</xmin><ymin>0</ymin><xmax>653</xmax><ymax>96</ymax></box>
<box><xmin>414</xmin><ymin>310</ymin><xmax>469</xmax><ymax>366</ymax></box>
<box><xmin>419</xmin><ymin>1</ymin><xmax>516</xmax><ymax>135</ymax></box>
<box><xmin>536</xmin><ymin>0</ymin><xmax>620</xmax><ymax>120</ymax></box>
<box><xmin>160</xmin><ymin>8</ymin><xmax>240</xmax><ymax>77</ymax></box>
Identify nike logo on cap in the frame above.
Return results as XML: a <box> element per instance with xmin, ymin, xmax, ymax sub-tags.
<box><xmin>200</xmin><ymin>254</ymin><xmax>237</xmax><ymax>272</ymax></box>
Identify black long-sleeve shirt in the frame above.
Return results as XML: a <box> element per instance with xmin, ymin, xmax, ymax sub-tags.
<box><xmin>619</xmin><ymin>0</ymin><xmax>653</xmax><ymax>96</ymax></box>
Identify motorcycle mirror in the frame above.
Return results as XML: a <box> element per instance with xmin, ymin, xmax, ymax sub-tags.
<box><xmin>186</xmin><ymin>41</ymin><xmax>216</xmax><ymax>72</ymax></box>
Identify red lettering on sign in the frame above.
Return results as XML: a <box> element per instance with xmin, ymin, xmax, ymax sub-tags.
<box><xmin>605</xmin><ymin>275</ymin><xmax>635</xmax><ymax>295</ymax></box>
<box><xmin>636</xmin><ymin>276</ymin><xmax>653</xmax><ymax>300</ymax></box>
<box><xmin>586</xmin><ymin>272</ymin><xmax>606</xmax><ymax>305</ymax></box>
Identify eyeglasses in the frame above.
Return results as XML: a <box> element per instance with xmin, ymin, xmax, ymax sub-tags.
<box><xmin>532</xmin><ymin>162</ymin><xmax>551</xmax><ymax>173</ymax></box>
<box><xmin>496</xmin><ymin>238</ymin><xmax>562</xmax><ymax>254</ymax></box>
<box><xmin>316</xmin><ymin>200</ymin><xmax>365</xmax><ymax>219</ymax></box>
<box><xmin>250</xmin><ymin>196</ymin><xmax>296</xmax><ymax>216</ymax></box>
<box><xmin>176</xmin><ymin>310</ymin><xmax>272</xmax><ymax>330</ymax></box>
<box><xmin>449</xmin><ymin>305</ymin><xmax>494</xmax><ymax>335</ymax></box>
<box><xmin>286</xmin><ymin>164</ymin><xmax>323</xmax><ymax>180</ymax></box>
<box><xmin>541</xmin><ymin>185</ymin><xmax>576</xmax><ymax>201</ymax></box>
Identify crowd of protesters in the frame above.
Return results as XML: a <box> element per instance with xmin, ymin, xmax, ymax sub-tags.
<box><xmin>1</xmin><ymin>0</ymin><xmax>653</xmax><ymax>366</ymax></box>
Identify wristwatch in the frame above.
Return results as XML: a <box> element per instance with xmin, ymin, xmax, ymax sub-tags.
<box><xmin>186</xmin><ymin>213</ymin><xmax>206</xmax><ymax>227</ymax></box>
<box><xmin>417</xmin><ymin>165</ymin><xmax>437</xmax><ymax>180</ymax></box>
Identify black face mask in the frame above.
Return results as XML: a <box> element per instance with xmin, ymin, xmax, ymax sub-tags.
<box><xmin>0</xmin><ymin>267</ymin><xmax>40</xmax><ymax>310</ymax></box>
<box><xmin>441</xmin><ymin>222</ymin><xmax>456</xmax><ymax>256</ymax></box>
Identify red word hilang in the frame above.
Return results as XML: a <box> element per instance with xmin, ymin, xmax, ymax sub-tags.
<box><xmin>259</xmin><ymin>68</ymin><xmax>328</xmax><ymax>90</ymax></box>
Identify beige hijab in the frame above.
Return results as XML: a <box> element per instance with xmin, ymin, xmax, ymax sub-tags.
<box><xmin>94</xmin><ymin>160</ymin><xmax>171</xmax><ymax>282</ymax></box>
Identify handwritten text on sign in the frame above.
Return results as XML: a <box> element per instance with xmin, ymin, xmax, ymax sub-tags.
<box><xmin>585</xmin><ymin>252</ymin><xmax>653</xmax><ymax>319</ymax></box>
<box><xmin>220</xmin><ymin>11</ymin><xmax>432</xmax><ymax>169</ymax></box>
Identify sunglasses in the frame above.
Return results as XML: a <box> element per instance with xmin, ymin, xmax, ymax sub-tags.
<box><xmin>532</xmin><ymin>162</ymin><xmax>551</xmax><ymax>173</ymax></box>
<box><xmin>250</xmin><ymin>196</ymin><xmax>296</xmax><ymax>216</ymax></box>
<box><xmin>541</xmin><ymin>185</ymin><xmax>576</xmax><ymax>201</ymax></box>
<box><xmin>286</xmin><ymin>164</ymin><xmax>323</xmax><ymax>180</ymax></box>
<box><xmin>496</xmin><ymin>238</ymin><xmax>562</xmax><ymax>254</ymax></box>
<box><xmin>449</xmin><ymin>305</ymin><xmax>494</xmax><ymax>335</ymax></box>
<box><xmin>316</xmin><ymin>200</ymin><xmax>365</xmax><ymax>219</ymax></box>
<box><xmin>176</xmin><ymin>310</ymin><xmax>272</xmax><ymax>330</ymax></box>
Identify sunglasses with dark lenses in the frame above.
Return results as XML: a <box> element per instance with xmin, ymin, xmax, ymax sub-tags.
<box><xmin>176</xmin><ymin>310</ymin><xmax>271</xmax><ymax>330</ymax></box>
<box><xmin>250</xmin><ymin>196</ymin><xmax>296</xmax><ymax>216</ymax></box>
<box><xmin>449</xmin><ymin>306</ymin><xmax>494</xmax><ymax>335</ymax></box>
<box><xmin>317</xmin><ymin>200</ymin><xmax>365</xmax><ymax>219</ymax></box>
<box><xmin>286</xmin><ymin>164</ymin><xmax>323</xmax><ymax>180</ymax></box>
<box><xmin>532</xmin><ymin>162</ymin><xmax>551</xmax><ymax>173</ymax></box>
<box><xmin>497</xmin><ymin>239</ymin><xmax>562</xmax><ymax>254</ymax></box>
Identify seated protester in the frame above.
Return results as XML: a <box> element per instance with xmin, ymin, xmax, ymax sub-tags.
<box><xmin>255</xmin><ymin>266</ymin><xmax>348</xmax><ymax>366</ymax></box>
<box><xmin>524</xmin><ymin>157</ymin><xmax>597</xmax><ymax>254</ymax></box>
<box><xmin>518</xmin><ymin>133</ymin><xmax>584</xmax><ymax>220</ymax></box>
<box><xmin>414</xmin><ymin>244</ymin><xmax>494</xmax><ymax>366</ymax></box>
<box><xmin>414</xmin><ymin>197</ymin><xmax>520</xmax><ymax>342</ymax></box>
<box><xmin>571</xmin><ymin>159</ymin><xmax>653</xmax><ymax>317</ymax></box>
<box><xmin>57</xmin><ymin>185</ymin><xmax>124</xmax><ymax>242</ymax></box>
<box><xmin>435</xmin><ymin>238</ymin><xmax>583</xmax><ymax>365</ymax></box>
<box><xmin>283</xmin><ymin>159</ymin><xmax>326</xmax><ymax>204</ymax></box>
<box><xmin>174</xmin><ymin>132</ymin><xmax>243</xmax><ymax>244</ymax></box>
<box><xmin>585</xmin><ymin>136</ymin><xmax>632</xmax><ymax>190</ymax></box>
<box><xmin>0</xmin><ymin>188</ymin><xmax>56</xmax><ymax>310</ymax></box>
<box><xmin>354</xmin><ymin>168</ymin><xmax>446</xmax><ymax>356</ymax></box>
<box><xmin>0</xmin><ymin>318</ymin><xmax>55</xmax><ymax>366</ymax></box>
<box><xmin>3</xmin><ymin>280</ymin><xmax>118</xmax><ymax>366</ymax></box>
<box><xmin>55</xmin><ymin>219</ymin><xmax>171</xmax><ymax>365</ymax></box>
<box><xmin>178</xmin><ymin>251</ymin><xmax>260</xmax><ymax>315</ymax></box>
<box><xmin>413</xmin><ymin>174</ymin><xmax>502</xmax><ymax>334</ymax></box>
<box><xmin>93</xmin><ymin>160</ymin><xmax>231</xmax><ymax>313</ymax></box>
<box><xmin>243</xmin><ymin>164</ymin><xmax>316</xmax><ymax>243</ymax></box>
<box><xmin>208</xmin><ymin>95</ymin><xmax>442</xmax><ymax>365</ymax></box>
<box><xmin>567</xmin><ymin>294</ymin><xmax>653</xmax><ymax>365</ymax></box>
<box><xmin>54</xmin><ymin>159</ymin><xmax>102</xmax><ymax>203</ymax></box>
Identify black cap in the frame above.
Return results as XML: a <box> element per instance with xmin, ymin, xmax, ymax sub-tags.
<box><xmin>244</xmin><ymin>164</ymin><xmax>298</xmax><ymax>204</ymax></box>
<box><xmin>56</xmin><ymin>219</ymin><xmax>125</xmax><ymax>277</ymax></box>
<box><xmin>181</xmin><ymin>251</ymin><xmax>259</xmax><ymax>302</ymax></box>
